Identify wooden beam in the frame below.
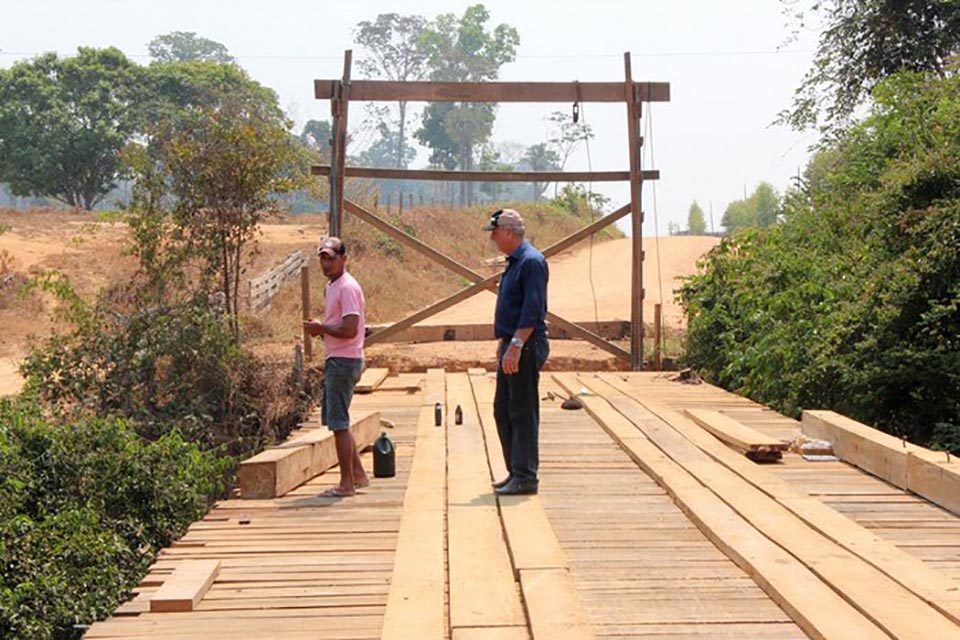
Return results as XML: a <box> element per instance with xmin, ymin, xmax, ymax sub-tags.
<box><xmin>238</xmin><ymin>411</ymin><xmax>380</xmax><ymax>499</ymax></box>
<box><xmin>545</xmin><ymin>312</ymin><xmax>630</xmax><ymax>360</ymax></box>
<box><xmin>150</xmin><ymin>560</ymin><xmax>220</xmax><ymax>613</ymax></box>
<box><xmin>625</xmin><ymin>52</ymin><xmax>644</xmax><ymax>371</ymax></box>
<box><xmin>908</xmin><ymin>452</ymin><xmax>960</xmax><ymax>516</ymax></box>
<box><xmin>300</xmin><ymin>265</ymin><xmax>312</xmax><ymax>360</ymax></box>
<box><xmin>520</xmin><ymin>569</ymin><xmax>596</xmax><ymax>640</ymax></box>
<box><xmin>313</xmin><ymin>165</ymin><xmax>659</xmax><ymax>182</ymax></box>
<box><xmin>315</xmin><ymin>79</ymin><xmax>671</xmax><ymax>103</ymax></box>
<box><xmin>328</xmin><ymin>51</ymin><xmax>352</xmax><ymax>236</ymax></box>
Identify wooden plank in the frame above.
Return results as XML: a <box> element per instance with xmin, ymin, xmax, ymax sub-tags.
<box><xmin>551</xmin><ymin>373</ymin><xmax>890</xmax><ymax>640</ymax></box>
<box><xmin>685</xmin><ymin>409</ymin><xmax>789</xmax><ymax>452</ymax></box>
<box><xmin>545</xmin><ymin>311</ymin><xmax>630</xmax><ymax>360</ymax></box>
<box><xmin>238</xmin><ymin>411</ymin><xmax>380</xmax><ymax>499</ymax></box>
<box><xmin>453</xmin><ymin>628</ymin><xmax>530</xmax><ymax>640</ymax></box>
<box><xmin>520</xmin><ymin>569</ymin><xmax>596</xmax><ymax>640</ymax></box>
<box><xmin>150</xmin><ymin>560</ymin><xmax>221</xmax><ymax>613</ymax></box>
<box><xmin>469</xmin><ymin>373</ymin><xmax>568</xmax><ymax>570</ymax></box>
<box><xmin>567</xmin><ymin>375</ymin><xmax>960</xmax><ymax>640</ymax></box>
<box><xmin>908</xmin><ymin>452</ymin><xmax>960</xmax><ymax>516</ymax></box>
<box><xmin>354</xmin><ymin>368</ymin><xmax>389</xmax><ymax>394</ymax></box>
<box><xmin>312</xmin><ymin>165</ymin><xmax>659</xmax><ymax>182</ymax></box>
<box><xmin>624</xmin><ymin>53</ymin><xmax>644</xmax><ymax>371</ymax></box>
<box><xmin>381</xmin><ymin>370</ymin><xmax>446</xmax><ymax>639</ymax></box>
<box><xmin>446</xmin><ymin>373</ymin><xmax>526</xmax><ymax>629</ymax></box>
<box><xmin>598</xmin><ymin>374</ymin><xmax>960</xmax><ymax>627</ymax></box>
<box><xmin>315</xmin><ymin>79</ymin><xmax>671</xmax><ymax>103</ymax></box>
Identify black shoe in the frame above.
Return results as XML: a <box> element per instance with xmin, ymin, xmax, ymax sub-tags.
<box><xmin>491</xmin><ymin>475</ymin><xmax>512</xmax><ymax>490</ymax></box>
<box><xmin>495</xmin><ymin>478</ymin><xmax>539</xmax><ymax>496</ymax></box>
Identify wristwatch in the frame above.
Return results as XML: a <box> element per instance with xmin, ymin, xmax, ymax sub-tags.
<box><xmin>509</xmin><ymin>336</ymin><xmax>524</xmax><ymax>349</ymax></box>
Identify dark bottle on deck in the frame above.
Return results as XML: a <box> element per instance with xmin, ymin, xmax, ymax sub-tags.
<box><xmin>455</xmin><ymin>404</ymin><xmax>463</xmax><ymax>425</ymax></box>
<box><xmin>434</xmin><ymin>402</ymin><xmax>442</xmax><ymax>426</ymax></box>
<box><xmin>373</xmin><ymin>432</ymin><xmax>395</xmax><ymax>478</ymax></box>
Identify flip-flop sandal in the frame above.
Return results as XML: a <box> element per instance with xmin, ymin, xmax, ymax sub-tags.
<box><xmin>320</xmin><ymin>486</ymin><xmax>355</xmax><ymax>498</ymax></box>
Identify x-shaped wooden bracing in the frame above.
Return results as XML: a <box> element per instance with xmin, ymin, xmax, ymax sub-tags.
<box><xmin>346</xmin><ymin>198</ymin><xmax>632</xmax><ymax>360</ymax></box>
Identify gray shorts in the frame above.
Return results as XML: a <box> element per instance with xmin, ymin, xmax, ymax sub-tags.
<box><xmin>322</xmin><ymin>357</ymin><xmax>364</xmax><ymax>431</ymax></box>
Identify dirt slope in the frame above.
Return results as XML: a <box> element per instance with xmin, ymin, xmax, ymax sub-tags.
<box><xmin>426</xmin><ymin>235</ymin><xmax>718</xmax><ymax>327</ymax></box>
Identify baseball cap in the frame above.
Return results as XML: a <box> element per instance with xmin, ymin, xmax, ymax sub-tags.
<box><xmin>318</xmin><ymin>236</ymin><xmax>346</xmax><ymax>257</ymax></box>
<box><xmin>482</xmin><ymin>208</ymin><xmax>524</xmax><ymax>231</ymax></box>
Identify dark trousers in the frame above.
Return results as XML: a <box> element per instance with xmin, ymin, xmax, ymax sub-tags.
<box><xmin>494</xmin><ymin>334</ymin><xmax>549</xmax><ymax>482</ymax></box>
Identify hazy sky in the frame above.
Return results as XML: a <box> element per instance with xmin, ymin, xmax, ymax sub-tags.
<box><xmin>1</xmin><ymin>0</ymin><xmax>822</xmax><ymax>234</ymax></box>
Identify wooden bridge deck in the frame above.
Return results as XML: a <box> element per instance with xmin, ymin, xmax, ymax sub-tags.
<box><xmin>86</xmin><ymin>371</ymin><xmax>960</xmax><ymax>640</ymax></box>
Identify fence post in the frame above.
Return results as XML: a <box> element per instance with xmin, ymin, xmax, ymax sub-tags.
<box><xmin>301</xmin><ymin>266</ymin><xmax>313</xmax><ymax>360</ymax></box>
<box><xmin>654</xmin><ymin>303</ymin><xmax>662</xmax><ymax>371</ymax></box>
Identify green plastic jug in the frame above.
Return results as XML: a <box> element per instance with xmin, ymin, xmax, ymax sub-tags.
<box><xmin>373</xmin><ymin>432</ymin><xmax>395</xmax><ymax>478</ymax></box>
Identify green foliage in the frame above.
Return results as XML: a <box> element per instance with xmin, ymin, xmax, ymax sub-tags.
<box><xmin>521</xmin><ymin>143</ymin><xmax>560</xmax><ymax>201</ymax></box>
<box><xmin>550</xmin><ymin>184</ymin><xmax>610</xmax><ymax>218</ymax></box>
<box><xmin>147</xmin><ymin>31</ymin><xmax>235</xmax><ymax>64</ymax></box>
<box><xmin>130</xmin><ymin>62</ymin><xmax>308</xmax><ymax>339</ymax></box>
<box><xmin>688</xmin><ymin>201</ymin><xmax>707</xmax><ymax>235</ymax></box>
<box><xmin>721</xmin><ymin>182</ymin><xmax>781</xmax><ymax>232</ymax></box>
<box><xmin>681</xmin><ymin>67</ymin><xmax>960</xmax><ymax>452</ymax></box>
<box><xmin>779</xmin><ymin>0</ymin><xmax>960</xmax><ymax>134</ymax></box>
<box><xmin>20</xmin><ymin>273</ymin><xmax>265</xmax><ymax>450</ymax></box>
<box><xmin>0</xmin><ymin>48</ymin><xmax>140</xmax><ymax>209</ymax></box>
<box><xmin>0</xmin><ymin>396</ymin><xmax>230</xmax><ymax>640</ymax></box>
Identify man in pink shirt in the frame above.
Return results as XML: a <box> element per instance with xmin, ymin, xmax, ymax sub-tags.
<box><xmin>303</xmin><ymin>236</ymin><xmax>369</xmax><ymax>498</ymax></box>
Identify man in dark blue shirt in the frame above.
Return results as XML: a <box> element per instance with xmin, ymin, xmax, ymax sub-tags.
<box><xmin>483</xmin><ymin>209</ymin><xmax>550</xmax><ymax>496</ymax></box>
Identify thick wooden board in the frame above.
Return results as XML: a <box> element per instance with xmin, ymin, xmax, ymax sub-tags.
<box><xmin>150</xmin><ymin>561</ymin><xmax>220</xmax><ymax>613</ymax></box>
<box><xmin>314</xmin><ymin>79</ymin><xmax>671</xmax><ymax>103</ymax></box>
<box><xmin>313</xmin><ymin>165</ymin><xmax>659</xmax><ymax>182</ymax></box>
<box><xmin>354</xmin><ymin>367</ymin><xmax>389</xmax><ymax>394</ymax></box>
<box><xmin>686</xmin><ymin>408</ymin><xmax>788</xmax><ymax>452</ymax></box>
<box><xmin>908</xmin><ymin>452</ymin><xmax>960</xmax><ymax>516</ymax></box>
<box><xmin>520</xmin><ymin>569</ymin><xmax>596</xmax><ymax>640</ymax></box>
<box><xmin>802</xmin><ymin>410</ymin><xmax>917</xmax><ymax>487</ymax></box>
<box><xmin>381</xmin><ymin>371</ymin><xmax>446</xmax><ymax>639</ymax></box>
<box><xmin>446</xmin><ymin>373</ymin><xmax>527</xmax><ymax>630</ymax></box>
<box><xmin>552</xmin><ymin>373</ymin><xmax>889</xmax><ymax>640</ymax></box>
<box><xmin>238</xmin><ymin>411</ymin><xmax>380</xmax><ymax>499</ymax></box>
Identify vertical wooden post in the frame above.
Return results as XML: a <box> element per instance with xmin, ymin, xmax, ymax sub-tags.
<box><xmin>624</xmin><ymin>52</ymin><xmax>644</xmax><ymax>371</ymax></box>
<box><xmin>301</xmin><ymin>265</ymin><xmax>313</xmax><ymax>360</ymax></box>
<box><xmin>654</xmin><ymin>303</ymin><xmax>662</xmax><ymax>371</ymax></box>
<box><xmin>328</xmin><ymin>50</ymin><xmax>352</xmax><ymax>237</ymax></box>
<box><xmin>399</xmin><ymin>191</ymin><xmax>404</xmax><ymax>215</ymax></box>
<box><xmin>408</xmin><ymin>193</ymin><xmax>414</xmax><ymax>209</ymax></box>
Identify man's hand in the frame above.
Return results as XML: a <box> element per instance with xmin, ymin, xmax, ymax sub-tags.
<box><xmin>501</xmin><ymin>344</ymin><xmax>521</xmax><ymax>375</ymax></box>
<box><xmin>303</xmin><ymin>319</ymin><xmax>325</xmax><ymax>337</ymax></box>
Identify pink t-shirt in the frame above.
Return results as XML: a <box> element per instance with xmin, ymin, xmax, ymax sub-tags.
<box><xmin>323</xmin><ymin>271</ymin><xmax>365</xmax><ymax>359</ymax></box>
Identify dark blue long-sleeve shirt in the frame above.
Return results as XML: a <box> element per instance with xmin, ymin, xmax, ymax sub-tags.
<box><xmin>494</xmin><ymin>241</ymin><xmax>549</xmax><ymax>338</ymax></box>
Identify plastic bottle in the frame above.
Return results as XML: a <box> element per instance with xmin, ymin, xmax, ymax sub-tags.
<box><xmin>373</xmin><ymin>432</ymin><xmax>395</xmax><ymax>478</ymax></box>
<box><xmin>455</xmin><ymin>404</ymin><xmax>463</xmax><ymax>425</ymax></box>
<box><xmin>434</xmin><ymin>402</ymin><xmax>442</xmax><ymax>426</ymax></box>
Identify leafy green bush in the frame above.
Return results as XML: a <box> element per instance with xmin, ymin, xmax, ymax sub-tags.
<box><xmin>679</xmin><ymin>67</ymin><xmax>960</xmax><ymax>451</ymax></box>
<box><xmin>0</xmin><ymin>397</ymin><xmax>230</xmax><ymax>640</ymax></box>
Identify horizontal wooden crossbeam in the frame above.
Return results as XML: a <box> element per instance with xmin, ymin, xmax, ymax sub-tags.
<box><xmin>315</xmin><ymin>80</ymin><xmax>670</xmax><ymax>103</ymax></box>
<box><xmin>312</xmin><ymin>166</ymin><xmax>659</xmax><ymax>183</ymax></box>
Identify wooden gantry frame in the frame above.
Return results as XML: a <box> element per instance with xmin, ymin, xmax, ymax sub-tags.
<box><xmin>313</xmin><ymin>50</ymin><xmax>669</xmax><ymax>370</ymax></box>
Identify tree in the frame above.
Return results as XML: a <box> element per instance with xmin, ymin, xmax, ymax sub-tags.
<box><xmin>520</xmin><ymin>143</ymin><xmax>560</xmax><ymax>201</ymax></box>
<box><xmin>300</xmin><ymin>119</ymin><xmax>332</xmax><ymax>160</ymax></box>
<box><xmin>688</xmin><ymin>201</ymin><xmax>707</xmax><ymax>235</ymax></box>
<box><xmin>354</xmin><ymin>14</ymin><xmax>430</xmax><ymax>168</ymax></box>
<box><xmin>416</xmin><ymin>4</ymin><xmax>519</xmax><ymax>205</ymax></box>
<box><xmin>129</xmin><ymin>64</ymin><xmax>305</xmax><ymax>340</ymax></box>
<box><xmin>0</xmin><ymin>48</ymin><xmax>139</xmax><ymax>210</ymax></box>
<box><xmin>778</xmin><ymin>0</ymin><xmax>960</xmax><ymax>134</ymax></box>
<box><xmin>148</xmin><ymin>31</ymin><xmax>235</xmax><ymax>64</ymax></box>
<box><xmin>721</xmin><ymin>182</ymin><xmax>781</xmax><ymax>232</ymax></box>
